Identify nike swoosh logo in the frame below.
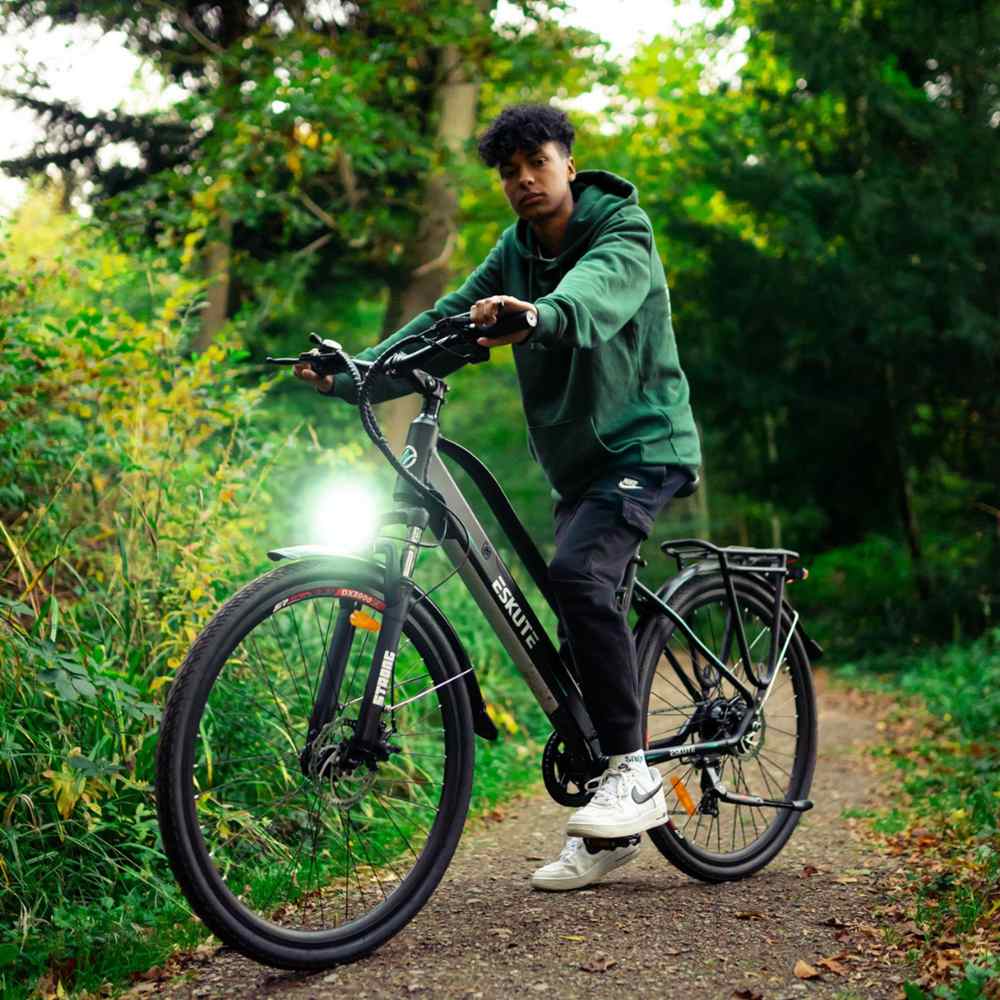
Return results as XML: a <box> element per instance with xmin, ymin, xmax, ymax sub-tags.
<box><xmin>618</xmin><ymin>478</ymin><xmax>642</xmax><ymax>490</ymax></box>
<box><xmin>631</xmin><ymin>778</ymin><xmax>663</xmax><ymax>805</ymax></box>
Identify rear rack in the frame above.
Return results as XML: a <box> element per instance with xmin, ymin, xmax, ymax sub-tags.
<box><xmin>659</xmin><ymin>538</ymin><xmax>803</xmax><ymax>691</ymax></box>
<box><xmin>660</xmin><ymin>538</ymin><xmax>799</xmax><ymax>578</ymax></box>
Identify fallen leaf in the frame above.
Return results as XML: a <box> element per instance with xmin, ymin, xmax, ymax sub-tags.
<box><xmin>817</xmin><ymin>957</ymin><xmax>849</xmax><ymax>975</ymax></box>
<box><xmin>819</xmin><ymin>916</ymin><xmax>848</xmax><ymax>928</ymax></box>
<box><xmin>801</xmin><ymin>864</ymin><xmax>820</xmax><ymax>877</ymax></box>
<box><xmin>735</xmin><ymin>911</ymin><xmax>766</xmax><ymax>921</ymax></box>
<box><xmin>581</xmin><ymin>955</ymin><xmax>618</xmax><ymax>973</ymax></box>
<box><xmin>562</xmin><ymin>934</ymin><xmax>585</xmax><ymax>942</ymax></box>
<box><xmin>833</xmin><ymin>876</ymin><xmax>859</xmax><ymax>884</ymax></box>
<box><xmin>793</xmin><ymin>960</ymin><xmax>821</xmax><ymax>980</ymax></box>
<box><xmin>731</xmin><ymin>990</ymin><xmax>763</xmax><ymax>999</ymax></box>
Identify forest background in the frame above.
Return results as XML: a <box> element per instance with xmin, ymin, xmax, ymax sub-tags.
<box><xmin>0</xmin><ymin>0</ymin><xmax>997</xmax><ymax>997</ymax></box>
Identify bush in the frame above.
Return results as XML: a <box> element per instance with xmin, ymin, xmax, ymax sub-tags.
<box><xmin>0</xmin><ymin>196</ymin><xmax>296</xmax><ymax>994</ymax></box>
<box><xmin>0</xmin><ymin>194</ymin><xmax>552</xmax><ymax>996</ymax></box>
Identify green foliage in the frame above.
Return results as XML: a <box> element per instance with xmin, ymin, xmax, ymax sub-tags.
<box><xmin>0</xmin><ymin>194</ymin><xmax>558</xmax><ymax>998</ymax></box>
<box><xmin>3</xmin><ymin>0</ymin><xmax>616</xmax><ymax>360</ymax></box>
<box><xmin>840</xmin><ymin>630</ymin><xmax>999</xmax><ymax>994</ymax></box>
<box><xmin>602</xmin><ymin>4</ymin><xmax>999</xmax><ymax>640</ymax></box>
<box><xmin>904</xmin><ymin>958</ymin><xmax>1000</xmax><ymax>1000</ymax></box>
<box><xmin>0</xmin><ymin>196</ymin><xmax>304</xmax><ymax>995</ymax></box>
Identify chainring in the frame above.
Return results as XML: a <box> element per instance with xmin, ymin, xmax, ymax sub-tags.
<box><xmin>541</xmin><ymin>732</ymin><xmax>597</xmax><ymax>807</ymax></box>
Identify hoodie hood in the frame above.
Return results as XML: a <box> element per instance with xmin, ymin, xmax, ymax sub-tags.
<box><xmin>512</xmin><ymin>169</ymin><xmax>639</xmax><ymax>261</ymax></box>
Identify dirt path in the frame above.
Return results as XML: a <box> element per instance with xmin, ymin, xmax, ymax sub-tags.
<box><xmin>136</xmin><ymin>673</ymin><xmax>912</xmax><ymax>1000</ymax></box>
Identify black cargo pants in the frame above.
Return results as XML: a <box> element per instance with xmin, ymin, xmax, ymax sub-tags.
<box><xmin>550</xmin><ymin>464</ymin><xmax>690</xmax><ymax>756</ymax></box>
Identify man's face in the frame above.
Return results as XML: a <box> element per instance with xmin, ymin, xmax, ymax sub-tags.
<box><xmin>498</xmin><ymin>141</ymin><xmax>576</xmax><ymax>220</ymax></box>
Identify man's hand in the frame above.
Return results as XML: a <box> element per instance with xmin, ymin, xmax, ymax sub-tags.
<box><xmin>293</xmin><ymin>362</ymin><xmax>334</xmax><ymax>394</ymax></box>
<box><xmin>470</xmin><ymin>294</ymin><xmax>538</xmax><ymax>347</ymax></box>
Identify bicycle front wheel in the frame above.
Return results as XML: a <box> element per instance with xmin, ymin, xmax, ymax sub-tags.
<box><xmin>155</xmin><ymin>558</ymin><xmax>474</xmax><ymax>969</ymax></box>
<box><xmin>637</xmin><ymin>573</ymin><xmax>817</xmax><ymax>882</ymax></box>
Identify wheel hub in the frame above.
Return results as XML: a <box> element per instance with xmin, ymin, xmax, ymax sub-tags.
<box><xmin>698</xmin><ymin>696</ymin><xmax>746</xmax><ymax>742</ymax></box>
<box><xmin>310</xmin><ymin>719</ymin><xmax>378</xmax><ymax>807</ymax></box>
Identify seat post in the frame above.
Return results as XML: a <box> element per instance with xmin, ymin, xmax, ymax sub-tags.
<box><xmin>617</xmin><ymin>544</ymin><xmax>646</xmax><ymax>613</ymax></box>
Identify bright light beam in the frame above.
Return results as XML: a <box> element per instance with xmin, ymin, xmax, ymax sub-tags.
<box><xmin>306</xmin><ymin>480</ymin><xmax>381</xmax><ymax>553</ymax></box>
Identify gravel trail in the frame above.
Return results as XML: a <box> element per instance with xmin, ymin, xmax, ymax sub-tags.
<box><xmin>135</xmin><ymin>672</ymin><xmax>910</xmax><ymax>1000</ymax></box>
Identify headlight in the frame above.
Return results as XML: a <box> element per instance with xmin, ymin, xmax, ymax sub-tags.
<box><xmin>306</xmin><ymin>479</ymin><xmax>380</xmax><ymax>553</ymax></box>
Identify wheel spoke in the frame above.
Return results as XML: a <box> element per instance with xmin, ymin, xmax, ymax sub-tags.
<box><xmin>639</xmin><ymin>578</ymin><xmax>813</xmax><ymax>870</ymax></box>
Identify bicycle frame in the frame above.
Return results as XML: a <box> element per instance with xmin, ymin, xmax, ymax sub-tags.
<box><xmin>332</xmin><ymin>375</ymin><xmax>802</xmax><ymax>776</ymax></box>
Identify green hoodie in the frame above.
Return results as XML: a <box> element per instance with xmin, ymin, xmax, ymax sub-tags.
<box><xmin>336</xmin><ymin>169</ymin><xmax>701</xmax><ymax>499</ymax></box>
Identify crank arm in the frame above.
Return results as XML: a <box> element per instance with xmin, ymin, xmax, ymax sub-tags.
<box><xmin>704</xmin><ymin>766</ymin><xmax>813</xmax><ymax>812</ymax></box>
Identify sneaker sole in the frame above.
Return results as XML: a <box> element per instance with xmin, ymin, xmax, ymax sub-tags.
<box><xmin>565</xmin><ymin>806</ymin><xmax>668</xmax><ymax>840</ymax></box>
<box><xmin>530</xmin><ymin>846</ymin><xmax>641</xmax><ymax>892</ymax></box>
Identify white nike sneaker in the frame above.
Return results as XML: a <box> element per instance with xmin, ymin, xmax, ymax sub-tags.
<box><xmin>530</xmin><ymin>835</ymin><xmax>640</xmax><ymax>891</ymax></box>
<box><xmin>565</xmin><ymin>765</ymin><xmax>668</xmax><ymax>839</ymax></box>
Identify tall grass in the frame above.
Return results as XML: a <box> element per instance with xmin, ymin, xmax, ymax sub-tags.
<box><xmin>0</xmin><ymin>197</ymin><xmax>550</xmax><ymax>997</ymax></box>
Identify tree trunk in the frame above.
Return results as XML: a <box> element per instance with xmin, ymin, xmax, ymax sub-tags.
<box><xmin>193</xmin><ymin>213</ymin><xmax>232</xmax><ymax>354</ymax></box>
<box><xmin>764</xmin><ymin>411</ymin><xmax>782</xmax><ymax>548</ymax></box>
<box><xmin>692</xmin><ymin>421</ymin><xmax>711</xmax><ymax>540</ymax></box>
<box><xmin>190</xmin><ymin>8</ymin><xmax>245</xmax><ymax>356</ymax></box>
<box><xmin>376</xmin><ymin>43</ymin><xmax>481</xmax><ymax>452</ymax></box>
<box><xmin>883</xmin><ymin>364</ymin><xmax>931</xmax><ymax>601</ymax></box>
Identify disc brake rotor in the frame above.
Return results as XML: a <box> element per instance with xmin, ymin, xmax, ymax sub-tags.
<box><xmin>312</xmin><ymin>719</ymin><xmax>378</xmax><ymax>808</ymax></box>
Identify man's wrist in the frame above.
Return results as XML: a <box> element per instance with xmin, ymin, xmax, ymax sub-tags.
<box><xmin>521</xmin><ymin>305</ymin><xmax>539</xmax><ymax>342</ymax></box>
<box><xmin>316</xmin><ymin>374</ymin><xmax>341</xmax><ymax>397</ymax></box>
<box><xmin>531</xmin><ymin>301</ymin><xmax>561</xmax><ymax>347</ymax></box>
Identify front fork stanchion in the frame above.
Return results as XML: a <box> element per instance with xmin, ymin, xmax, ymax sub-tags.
<box><xmin>299</xmin><ymin>598</ymin><xmax>358</xmax><ymax>776</ymax></box>
<box><xmin>352</xmin><ymin>510</ymin><xmax>429</xmax><ymax>757</ymax></box>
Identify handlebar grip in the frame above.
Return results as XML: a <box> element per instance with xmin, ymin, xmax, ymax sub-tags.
<box><xmin>297</xmin><ymin>347</ymin><xmax>347</xmax><ymax>377</ymax></box>
<box><xmin>479</xmin><ymin>307</ymin><xmax>537</xmax><ymax>340</ymax></box>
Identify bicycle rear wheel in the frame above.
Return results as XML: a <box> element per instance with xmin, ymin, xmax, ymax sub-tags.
<box><xmin>637</xmin><ymin>573</ymin><xmax>816</xmax><ymax>882</ymax></box>
<box><xmin>155</xmin><ymin>559</ymin><xmax>474</xmax><ymax>969</ymax></box>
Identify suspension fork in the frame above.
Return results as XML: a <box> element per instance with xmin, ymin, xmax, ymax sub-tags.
<box><xmin>299</xmin><ymin>598</ymin><xmax>358</xmax><ymax>775</ymax></box>
<box><xmin>348</xmin><ymin>508</ymin><xmax>430</xmax><ymax>760</ymax></box>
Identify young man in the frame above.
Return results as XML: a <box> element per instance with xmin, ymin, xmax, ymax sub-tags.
<box><xmin>295</xmin><ymin>103</ymin><xmax>701</xmax><ymax>891</ymax></box>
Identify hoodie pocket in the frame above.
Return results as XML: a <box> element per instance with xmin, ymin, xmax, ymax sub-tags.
<box><xmin>527</xmin><ymin>416</ymin><xmax>623</xmax><ymax>495</ymax></box>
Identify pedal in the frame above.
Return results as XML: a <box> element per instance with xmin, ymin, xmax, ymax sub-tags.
<box><xmin>583</xmin><ymin>834</ymin><xmax>641</xmax><ymax>852</ymax></box>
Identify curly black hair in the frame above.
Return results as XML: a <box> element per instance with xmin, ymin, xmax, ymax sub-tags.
<box><xmin>477</xmin><ymin>103</ymin><xmax>575</xmax><ymax>167</ymax></box>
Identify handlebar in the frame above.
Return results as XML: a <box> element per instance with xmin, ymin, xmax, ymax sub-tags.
<box><xmin>264</xmin><ymin>307</ymin><xmax>535</xmax><ymax>382</ymax></box>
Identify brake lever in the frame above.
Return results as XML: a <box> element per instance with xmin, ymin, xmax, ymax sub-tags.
<box><xmin>266</xmin><ymin>332</ymin><xmax>343</xmax><ymax>367</ymax></box>
<box><xmin>264</xmin><ymin>346</ymin><xmax>345</xmax><ymax>377</ymax></box>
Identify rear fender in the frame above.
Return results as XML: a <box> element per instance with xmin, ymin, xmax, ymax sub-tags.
<box><xmin>266</xmin><ymin>547</ymin><xmax>498</xmax><ymax>740</ymax></box>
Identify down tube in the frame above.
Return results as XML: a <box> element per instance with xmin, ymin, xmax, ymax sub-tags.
<box><xmin>425</xmin><ymin>453</ymin><xmax>598</xmax><ymax>752</ymax></box>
